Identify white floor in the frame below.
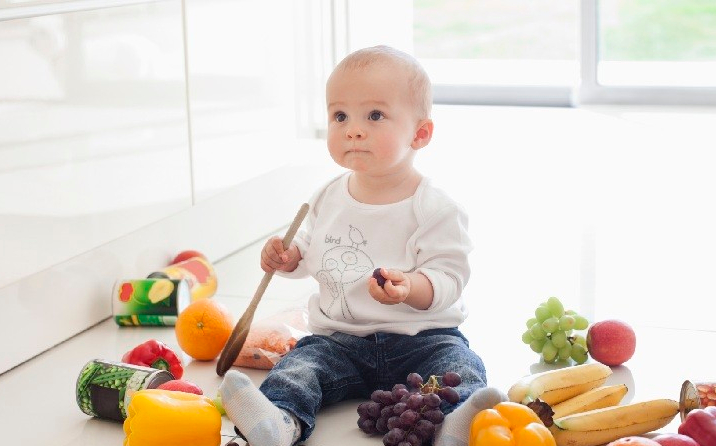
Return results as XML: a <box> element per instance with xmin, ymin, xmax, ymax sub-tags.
<box><xmin>1</xmin><ymin>235</ymin><xmax>713</xmax><ymax>446</ymax></box>
<box><xmin>2</xmin><ymin>104</ymin><xmax>716</xmax><ymax>445</ymax></box>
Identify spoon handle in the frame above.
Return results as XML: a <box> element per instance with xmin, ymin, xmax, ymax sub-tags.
<box><xmin>242</xmin><ymin>202</ymin><xmax>309</xmax><ymax>314</ymax></box>
<box><xmin>216</xmin><ymin>203</ymin><xmax>309</xmax><ymax>376</ymax></box>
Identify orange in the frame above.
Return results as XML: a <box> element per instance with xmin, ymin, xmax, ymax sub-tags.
<box><xmin>175</xmin><ymin>298</ymin><xmax>234</xmax><ymax>360</ymax></box>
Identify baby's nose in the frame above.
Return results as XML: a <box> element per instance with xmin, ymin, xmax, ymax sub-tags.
<box><xmin>346</xmin><ymin>126</ymin><xmax>364</xmax><ymax>139</ymax></box>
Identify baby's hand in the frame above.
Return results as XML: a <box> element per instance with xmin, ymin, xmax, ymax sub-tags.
<box><xmin>260</xmin><ymin>236</ymin><xmax>301</xmax><ymax>273</ymax></box>
<box><xmin>368</xmin><ymin>268</ymin><xmax>411</xmax><ymax>305</ymax></box>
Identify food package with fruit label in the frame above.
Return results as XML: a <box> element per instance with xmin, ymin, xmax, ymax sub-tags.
<box><xmin>233</xmin><ymin>306</ymin><xmax>311</xmax><ymax>369</ymax></box>
<box><xmin>113</xmin><ymin>279</ymin><xmax>191</xmax><ymax>327</ymax></box>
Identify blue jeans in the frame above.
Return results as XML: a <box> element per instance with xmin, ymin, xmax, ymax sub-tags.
<box><xmin>259</xmin><ymin>328</ymin><xmax>487</xmax><ymax>441</ymax></box>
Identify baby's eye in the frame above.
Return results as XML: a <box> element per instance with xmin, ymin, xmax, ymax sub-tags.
<box><xmin>368</xmin><ymin>110</ymin><xmax>384</xmax><ymax>121</ymax></box>
<box><xmin>334</xmin><ymin>112</ymin><xmax>347</xmax><ymax>122</ymax></box>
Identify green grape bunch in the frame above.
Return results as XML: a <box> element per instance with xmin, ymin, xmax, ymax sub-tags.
<box><xmin>521</xmin><ymin>296</ymin><xmax>590</xmax><ymax>365</ymax></box>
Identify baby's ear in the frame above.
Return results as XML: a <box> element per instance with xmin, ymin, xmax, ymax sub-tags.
<box><xmin>411</xmin><ymin>119</ymin><xmax>434</xmax><ymax>150</ymax></box>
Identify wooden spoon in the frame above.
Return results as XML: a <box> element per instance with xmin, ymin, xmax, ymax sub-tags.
<box><xmin>216</xmin><ymin>203</ymin><xmax>310</xmax><ymax>376</ymax></box>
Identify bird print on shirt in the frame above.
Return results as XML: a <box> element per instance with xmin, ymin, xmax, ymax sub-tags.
<box><xmin>317</xmin><ymin>225</ymin><xmax>373</xmax><ymax>319</ymax></box>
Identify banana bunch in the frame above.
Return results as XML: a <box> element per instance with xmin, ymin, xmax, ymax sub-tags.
<box><xmin>508</xmin><ymin>363</ymin><xmax>613</xmax><ymax>405</ymax></box>
<box><xmin>550</xmin><ymin>384</ymin><xmax>628</xmax><ymax>419</ymax></box>
<box><xmin>551</xmin><ymin>399</ymin><xmax>679</xmax><ymax>446</ymax></box>
<box><xmin>507</xmin><ymin>363</ymin><xmax>679</xmax><ymax>446</ymax></box>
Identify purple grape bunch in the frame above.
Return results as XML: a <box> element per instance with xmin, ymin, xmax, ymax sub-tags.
<box><xmin>356</xmin><ymin>371</ymin><xmax>462</xmax><ymax>446</ymax></box>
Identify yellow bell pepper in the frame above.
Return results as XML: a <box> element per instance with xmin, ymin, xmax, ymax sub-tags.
<box><xmin>474</xmin><ymin>425</ymin><xmax>515</xmax><ymax>446</ymax></box>
<box><xmin>513</xmin><ymin>422</ymin><xmax>556</xmax><ymax>445</ymax></box>
<box><xmin>470</xmin><ymin>401</ymin><xmax>555</xmax><ymax>446</ymax></box>
<box><xmin>123</xmin><ymin>389</ymin><xmax>221</xmax><ymax>446</ymax></box>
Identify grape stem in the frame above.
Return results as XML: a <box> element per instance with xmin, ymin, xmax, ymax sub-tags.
<box><xmin>547</xmin><ymin>333</ymin><xmax>578</xmax><ymax>345</ymax></box>
<box><xmin>420</xmin><ymin>375</ymin><xmax>441</xmax><ymax>394</ymax></box>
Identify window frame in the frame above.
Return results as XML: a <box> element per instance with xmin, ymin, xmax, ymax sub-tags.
<box><xmin>395</xmin><ymin>0</ymin><xmax>716</xmax><ymax>107</ymax></box>
<box><xmin>578</xmin><ymin>0</ymin><xmax>716</xmax><ymax>106</ymax></box>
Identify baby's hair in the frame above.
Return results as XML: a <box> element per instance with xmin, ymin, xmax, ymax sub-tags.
<box><xmin>331</xmin><ymin>45</ymin><xmax>433</xmax><ymax>119</ymax></box>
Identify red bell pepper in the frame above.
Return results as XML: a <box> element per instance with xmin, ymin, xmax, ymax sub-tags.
<box><xmin>678</xmin><ymin>406</ymin><xmax>716</xmax><ymax>446</ymax></box>
<box><xmin>122</xmin><ymin>339</ymin><xmax>183</xmax><ymax>379</ymax></box>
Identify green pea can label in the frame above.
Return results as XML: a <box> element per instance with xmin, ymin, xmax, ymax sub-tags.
<box><xmin>75</xmin><ymin>359</ymin><xmax>174</xmax><ymax>421</ymax></box>
<box><xmin>112</xmin><ymin>278</ymin><xmax>190</xmax><ymax>326</ymax></box>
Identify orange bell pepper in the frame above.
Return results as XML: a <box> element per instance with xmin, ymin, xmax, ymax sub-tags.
<box><xmin>470</xmin><ymin>401</ymin><xmax>555</xmax><ymax>446</ymax></box>
<box><xmin>123</xmin><ymin>389</ymin><xmax>221</xmax><ymax>446</ymax></box>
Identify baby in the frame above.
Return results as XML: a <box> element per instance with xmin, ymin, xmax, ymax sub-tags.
<box><xmin>220</xmin><ymin>45</ymin><xmax>506</xmax><ymax>446</ymax></box>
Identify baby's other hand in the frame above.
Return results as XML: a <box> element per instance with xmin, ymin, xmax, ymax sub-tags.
<box><xmin>368</xmin><ymin>268</ymin><xmax>411</xmax><ymax>305</ymax></box>
<box><xmin>260</xmin><ymin>236</ymin><xmax>301</xmax><ymax>273</ymax></box>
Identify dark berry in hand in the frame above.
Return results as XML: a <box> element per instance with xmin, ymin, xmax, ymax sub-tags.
<box><xmin>373</xmin><ymin>268</ymin><xmax>387</xmax><ymax>287</ymax></box>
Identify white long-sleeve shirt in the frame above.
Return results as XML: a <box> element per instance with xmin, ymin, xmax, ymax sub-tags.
<box><xmin>279</xmin><ymin>173</ymin><xmax>473</xmax><ymax>337</ymax></box>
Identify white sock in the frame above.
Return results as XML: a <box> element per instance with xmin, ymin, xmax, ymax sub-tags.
<box><xmin>219</xmin><ymin>370</ymin><xmax>301</xmax><ymax>446</ymax></box>
<box><xmin>433</xmin><ymin>386</ymin><xmax>508</xmax><ymax>446</ymax></box>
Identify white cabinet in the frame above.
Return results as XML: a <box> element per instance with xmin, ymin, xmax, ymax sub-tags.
<box><xmin>0</xmin><ymin>0</ymin><xmax>332</xmax><ymax>373</ymax></box>
<box><xmin>0</xmin><ymin>1</ymin><xmax>192</xmax><ymax>289</ymax></box>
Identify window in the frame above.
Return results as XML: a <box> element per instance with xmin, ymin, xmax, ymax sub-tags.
<box><xmin>343</xmin><ymin>0</ymin><xmax>716</xmax><ymax>106</ymax></box>
<box><xmin>415</xmin><ymin>0</ymin><xmax>579</xmax><ymax>87</ymax></box>
<box><xmin>598</xmin><ymin>0</ymin><xmax>716</xmax><ymax>87</ymax></box>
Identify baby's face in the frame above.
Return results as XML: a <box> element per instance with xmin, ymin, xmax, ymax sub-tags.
<box><xmin>325</xmin><ymin>62</ymin><xmax>423</xmax><ymax>177</ymax></box>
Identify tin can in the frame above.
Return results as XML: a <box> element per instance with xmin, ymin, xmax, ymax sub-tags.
<box><xmin>158</xmin><ymin>256</ymin><xmax>218</xmax><ymax>301</ymax></box>
<box><xmin>680</xmin><ymin>380</ymin><xmax>716</xmax><ymax>420</ymax></box>
<box><xmin>75</xmin><ymin>359</ymin><xmax>174</xmax><ymax>421</ymax></box>
<box><xmin>112</xmin><ymin>278</ymin><xmax>190</xmax><ymax>326</ymax></box>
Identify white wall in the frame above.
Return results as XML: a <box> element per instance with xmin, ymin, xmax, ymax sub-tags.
<box><xmin>0</xmin><ymin>0</ymin><xmax>334</xmax><ymax>373</ymax></box>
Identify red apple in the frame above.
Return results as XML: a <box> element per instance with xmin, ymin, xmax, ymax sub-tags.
<box><xmin>587</xmin><ymin>319</ymin><xmax>636</xmax><ymax>366</ymax></box>
<box><xmin>606</xmin><ymin>437</ymin><xmax>660</xmax><ymax>446</ymax></box>
<box><xmin>170</xmin><ymin>250</ymin><xmax>206</xmax><ymax>265</ymax></box>
<box><xmin>651</xmin><ymin>433</ymin><xmax>700</xmax><ymax>446</ymax></box>
<box><xmin>156</xmin><ymin>379</ymin><xmax>203</xmax><ymax>395</ymax></box>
